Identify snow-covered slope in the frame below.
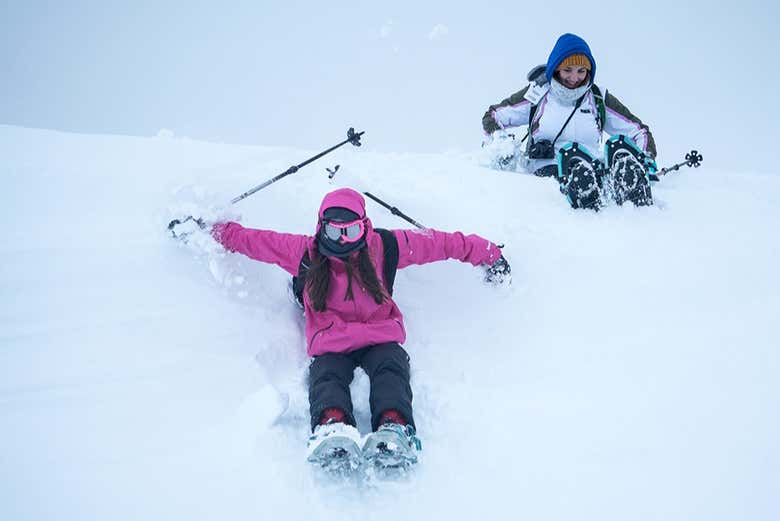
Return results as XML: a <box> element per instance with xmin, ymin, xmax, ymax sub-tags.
<box><xmin>1</xmin><ymin>125</ymin><xmax>778</xmax><ymax>521</ymax></box>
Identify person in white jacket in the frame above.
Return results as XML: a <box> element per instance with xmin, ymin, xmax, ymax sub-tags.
<box><xmin>482</xmin><ymin>33</ymin><xmax>657</xmax><ymax>210</ymax></box>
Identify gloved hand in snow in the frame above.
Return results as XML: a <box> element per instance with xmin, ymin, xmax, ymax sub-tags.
<box><xmin>484</xmin><ymin>255</ymin><xmax>511</xmax><ymax>285</ymax></box>
<box><xmin>482</xmin><ymin>130</ymin><xmax>520</xmax><ymax>171</ymax></box>
<box><xmin>483</xmin><ymin>129</ymin><xmax>515</xmax><ymax>146</ymax></box>
<box><xmin>168</xmin><ymin>215</ymin><xmax>209</xmax><ymax>240</ymax></box>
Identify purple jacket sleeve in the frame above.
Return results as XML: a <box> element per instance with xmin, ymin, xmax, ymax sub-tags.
<box><xmin>212</xmin><ymin>222</ymin><xmax>310</xmax><ymax>275</ymax></box>
<box><xmin>392</xmin><ymin>228</ymin><xmax>502</xmax><ymax>269</ymax></box>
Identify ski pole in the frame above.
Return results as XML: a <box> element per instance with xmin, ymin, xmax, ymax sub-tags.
<box><xmin>363</xmin><ymin>192</ymin><xmax>427</xmax><ymax>229</ymax></box>
<box><xmin>364</xmin><ymin>191</ymin><xmax>509</xmax><ymax>284</ymax></box>
<box><xmin>649</xmin><ymin>150</ymin><xmax>703</xmax><ymax>181</ymax></box>
<box><xmin>168</xmin><ymin>128</ymin><xmax>363</xmax><ymax>237</ymax></box>
<box><xmin>230</xmin><ymin>128</ymin><xmax>364</xmax><ymax>204</ymax></box>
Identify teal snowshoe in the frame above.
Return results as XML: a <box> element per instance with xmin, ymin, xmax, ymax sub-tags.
<box><xmin>306</xmin><ymin>423</ymin><xmax>362</xmax><ymax>477</ymax></box>
<box><xmin>362</xmin><ymin>423</ymin><xmax>422</xmax><ymax>475</ymax></box>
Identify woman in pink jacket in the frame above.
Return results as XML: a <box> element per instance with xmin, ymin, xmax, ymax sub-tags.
<box><xmin>211</xmin><ymin>187</ymin><xmax>510</xmax><ymax>470</ymax></box>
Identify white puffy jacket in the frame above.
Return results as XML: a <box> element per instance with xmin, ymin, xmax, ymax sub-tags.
<box><xmin>484</xmin><ymin>82</ymin><xmax>655</xmax><ymax>174</ymax></box>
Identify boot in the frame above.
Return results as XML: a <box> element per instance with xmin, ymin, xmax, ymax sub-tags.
<box><xmin>306</xmin><ymin>411</ymin><xmax>362</xmax><ymax>474</ymax></box>
<box><xmin>362</xmin><ymin>421</ymin><xmax>421</xmax><ymax>469</ymax></box>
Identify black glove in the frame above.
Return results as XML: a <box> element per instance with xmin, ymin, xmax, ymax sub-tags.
<box><xmin>168</xmin><ymin>216</ymin><xmax>208</xmax><ymax>240</ymax></box>
<box><xmin>484</xmin><ymin>255</ymin><xmax>511</xmax><ymax>285</ymax></box>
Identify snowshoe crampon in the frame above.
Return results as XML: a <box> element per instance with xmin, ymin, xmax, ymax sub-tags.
<box><xmin>306</xmin><ymin>424</ymin><xmax>362</xmax><ymax>477</ymax></box>
<box><xmin>361</xmin><ymin>423</ymin><xmax>421</xmax><ymax>478</ymax></box>
<box><xmin>557</xmin><ymin>143</ymin><xmax>603</xmax><ymax>210</ymax></box>
<box><xmin>605</xmin><ymin>135</ymin><xmax>653</xmax><ymax>207</ymax></box>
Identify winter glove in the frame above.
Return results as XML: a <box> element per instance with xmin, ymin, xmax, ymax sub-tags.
<box><xmin>484</xmin><ymin>131</ymin><xmax>520</xmax><ymax>171</ymax></box>
<box><xmin>484</xmin><ymin>129</ymin><xmax>517</xmax><ymax>146</ymax></box>
<box><xmin>484</xmin><ymin>255</ymin><xmax>511</xmax><ymax>285</ymax></box>
<box><xmin>168</xmin><ymin>215</ymin><xmax>208</xmax><ymax>240</ymax></box>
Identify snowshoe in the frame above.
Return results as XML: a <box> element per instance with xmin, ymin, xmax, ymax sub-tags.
<box><xmin>306</xmin><ymin>422</ymin><xmax>362</xmax><ymax>477</ymax></box>
<box><xmin>605</xmin><ymin>135</ymin><xmax>653</xmax><ymax>207</ymax></box>
<box><xmin>362</xmin><ymin>423</ymin><xmax>421</xmax><ymax>477</ymax></box>
<box><xmin>557</xmin><ymin>143</ymin><xmax>603</xmax><ymax>210</ymax></box>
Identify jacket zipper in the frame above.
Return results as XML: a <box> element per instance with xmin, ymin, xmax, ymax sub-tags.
<box><xmin>311</xmin><ymin>322</ymin><xmax>334</xmax><ymax>346</ymax></box>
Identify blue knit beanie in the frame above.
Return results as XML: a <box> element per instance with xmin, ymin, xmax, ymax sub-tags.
<box><xmin>545</xmin><ymin>33</ymin><xmax>596</xmax><ymax>84</ymax></box>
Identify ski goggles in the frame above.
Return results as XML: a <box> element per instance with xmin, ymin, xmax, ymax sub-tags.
<box><xmin>322</xmin><ymin>218</ymin><xmax>366</xmax><ymax>243</ymax></box>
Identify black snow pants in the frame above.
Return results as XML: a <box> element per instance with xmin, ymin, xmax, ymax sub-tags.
<box><xmin>308</xmin><ymin>342</ymin><xmax>414</xmax><ymax>432</ymax></box>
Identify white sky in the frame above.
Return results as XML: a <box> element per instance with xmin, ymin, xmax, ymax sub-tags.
<box><xmin>2</xmin><ymin>0</ymin><xmax>778</xmax><ymax>172</ymax></box>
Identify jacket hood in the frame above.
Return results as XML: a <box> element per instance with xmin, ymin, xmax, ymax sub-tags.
<box><xmin>314</xmin><ymin>187</ymin><xmax>373</xmax><ymax>259</ymax></box>
<box><xmin>318</xmin><ymin>188</ymin><xmax>366</xmax><ymax>220</ymax></box>
<box><xmin>545</xmin><ymin>33</ymin><xmax>596</xmax><ymax>84</ymax></box>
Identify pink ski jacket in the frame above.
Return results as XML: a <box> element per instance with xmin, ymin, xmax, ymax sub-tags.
<box><xmin>213</xmin><ymin>188</ymin><xmax>502</xmax><ymax>357</ymax></box>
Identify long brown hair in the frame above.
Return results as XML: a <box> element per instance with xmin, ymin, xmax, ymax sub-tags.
<box><xmin>306</xmin><ymin>247</ymin><xmax>387</xmax><ymax>312</ymax></box>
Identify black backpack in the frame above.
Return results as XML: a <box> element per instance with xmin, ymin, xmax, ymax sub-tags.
<box><xmin>291</xmin><ymin>228</ymin><xmax>400</xmax><ymax>307</ymax></box>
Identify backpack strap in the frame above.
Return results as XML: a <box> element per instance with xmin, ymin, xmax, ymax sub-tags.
<box><xmin>291</xmin><ymin>228</ymin><xmax>400</xmax><ymax>307</ymax></box>
<box><xmin>591</xmin><ymin>84</ymin><xmax>607</xmax><ymax>132</ymax></box>
<box><xmin>376</xmin><ymin>228</ymin><xmax>399</xmax><ymax>295</ymax></box>
<box><xmin>291</xmin><ymin>250</ymin><xmax>311</xmax><ymax>307</ymax></box>
<box><xmin>519</xmin><ymin>64</ymin><xmax>549</xmax><ymax>145</ymax></box>
<box><xmin>521</xmin><ymin>99</ymin><xmax>542</xmax><ymax>157</ymax></box>
<box><xmin>524</xmin><ymin>103</ymin><xmax>540</xmax><ymax>143</ymax></box>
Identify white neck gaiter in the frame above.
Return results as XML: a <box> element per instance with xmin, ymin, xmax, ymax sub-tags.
<box><xmin>549</xmin><ymin>78</ymin><xmax>590</xmax><ymax>106</ymax></box>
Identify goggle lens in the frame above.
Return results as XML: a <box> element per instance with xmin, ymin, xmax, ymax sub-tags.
<box><xmin>323</xmin><ymin>219</ymin><xmax>365</xmax><ymax>243</ymax></box>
